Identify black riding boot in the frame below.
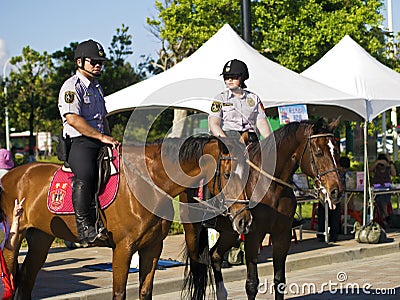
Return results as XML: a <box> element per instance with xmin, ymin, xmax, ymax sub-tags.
<box><xmin>72</xmin><ymin>179</ymin><xmax>107</xmax><ymax>247</ymax></box>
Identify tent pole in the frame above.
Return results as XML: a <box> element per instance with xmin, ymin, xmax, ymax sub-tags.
<box><xmin>363</xmin><ymin>121</ymin><xmax>368</xmax><ymax>225</ymax></box>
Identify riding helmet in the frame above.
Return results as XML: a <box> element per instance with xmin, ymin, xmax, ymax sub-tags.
<box><xmin>221</xmin><ymin>59</ymin><xmax>249</xmax><ymax>81</ymax></box>
<box><xmin>74</xmin><ymin>39</ymin><xmax>106</xmax><ymax>61</ymax></box>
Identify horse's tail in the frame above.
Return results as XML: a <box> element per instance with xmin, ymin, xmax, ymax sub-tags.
<box><xmin>181</xmin><ymin>225</ymin><xmax>214</xmax><ymax>300</ymax></box>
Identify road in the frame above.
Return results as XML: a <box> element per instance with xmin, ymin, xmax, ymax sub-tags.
<box><xmin>154</xmin><ymin>252</ymin><xmax>400</xmax><ymax>299</ymax></box>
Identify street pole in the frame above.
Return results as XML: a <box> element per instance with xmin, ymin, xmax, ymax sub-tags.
<box><xmin>2</xmin><ymin>58</ymin><xmax>11</xmax><ymax>150</ymax></box>
<box><xmin>241</xmin><ymin>0</ymin><xmax>252</xmax><ymax>44</ymax></box>
<box><xmin>387</xmin><ymin>0</ymin><xmax>398</xmax><ymax>160</ymax></box>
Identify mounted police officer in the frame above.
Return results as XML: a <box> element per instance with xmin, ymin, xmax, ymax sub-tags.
<box><xmin>58</xmin><ymin>39</ymin><xmax>119</xmax><ymax>247</ymax></box>
<box><xmin>209</xmin><ymin>59</ymin><xmax>271</xmax><ymax>143</ymax></box>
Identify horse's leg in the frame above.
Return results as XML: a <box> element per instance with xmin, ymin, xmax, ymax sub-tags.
<box><xmin>271</xmin><ymin>227</ymin><xmax>292</xmax><ymax>300</ymax></box>
<box><xmin>210</xmin><ymin>230</ymin><xmax>239</xmax><ymax>300</ymax></box>
<box><xmin>14</xmin><ymin>228</ymin><xmax>54</xmax><ymax>300</ymax></box>
<box><xmin>138</xmin><ymin>241</ymin><xmax>163</xmax><ymax>300</ymax></box>
<box><xmin>182</xmin><ymin>222</ymin><xmax>210</xmax><ymax>300</ymax></box>
<box><xmin>112</xmin><ymin>241</ymin><xmax>133</xmax><ymax>300</ymax></box>
<box><xmin>243</xmin><ymin>231</ymin><xmax>264</xmax><ymax>300</ymax></box>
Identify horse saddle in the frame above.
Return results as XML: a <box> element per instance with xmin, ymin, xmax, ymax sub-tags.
<box><xmin>47</xmin><ymin>146</ymin><xmax>120</xmax><ymax>214</ymax></box>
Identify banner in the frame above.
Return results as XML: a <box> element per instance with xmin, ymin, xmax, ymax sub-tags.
<box><xmin>278</xmin><ymin>104</ymin><xmax>308</xmax><ymax>124</ymax></box>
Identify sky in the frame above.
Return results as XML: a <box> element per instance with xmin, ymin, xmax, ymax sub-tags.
<box><xmin>0</xmin><ymin>0</ymin><xmax>399</xmax><ymax>76</ymax></box>
<box><xmin>0</xmin><ymin>0</ymin><xmax>160</xmax><ymax>75</ymax></box>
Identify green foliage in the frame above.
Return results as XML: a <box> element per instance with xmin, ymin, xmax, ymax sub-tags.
<box><xmin>252</xmin><ymin>0</ymin><xmax>386</xmax><ymax>72</ymax></box>
<box><xmin>101</xmin><ymin>24</ymin><xmax>145</xmax><ymax>95</ymax></box>
<box><xmin>146</xmin><ymin>0</ymin><xmax>392</xmax><ymax>76</ymax></box>
<box><xmin>4</xmin><ymin>47</ymin><xmax>54</xmax><ymax>154</ymax></box>
<box><xmin>122</xmin><ymin>108</ymin><xmax>174</xmax><ymax>143</ymax></box>
<box><xmin>169</xmin><ymin>221</ymin><xmax>184</xmax><ymax>234</ymax></box>
<box><xmin>147</xmin><ymin>0</ymin><xmax>241</xmax><ymax>70</ymax></box>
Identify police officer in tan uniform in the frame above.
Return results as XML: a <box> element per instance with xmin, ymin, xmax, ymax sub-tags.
<box><xmin>209</xmin><ymin>59</ymin><xmax>271</xmax><ymax>143</ymax></box>
<box><xmin>58</xmin><ymin>39</ymin><xmax>119</xmax><ymax>247</ymax></box>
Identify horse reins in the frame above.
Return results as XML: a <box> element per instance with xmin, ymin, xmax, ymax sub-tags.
<box><xmin>246</xmin><ymin>132</ymin><xmax>339</xmax><ymax>194</ymax></box>
<box><xmin>210</xmin><ymin>154</ymin><xmax>250</xmax><ymax>221</ymax></box>
<box><xmin>122</xmin><ymin>150</ymin><xmax>249</xmax><ymax>220</ymax></box>
<box><xmin>307</xmin><ymin>133</ymin><xmax>340</xmax><ymax>179</ymax></box>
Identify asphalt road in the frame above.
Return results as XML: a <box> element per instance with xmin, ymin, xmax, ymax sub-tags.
<box><xmin>154</xmin><ymin>252</ymin><xmax>400</xmax><ymax>299</ymax></box>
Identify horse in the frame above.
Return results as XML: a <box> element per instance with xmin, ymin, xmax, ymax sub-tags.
<box><xmin>182</xmin><ymin>118</ymin><xmax>344</xmax><ymax>300</ymax></box>
<box><xmin>0</xmin><ymin>134</ymin><xmax>252</xmax><ymax>300</ymax></box>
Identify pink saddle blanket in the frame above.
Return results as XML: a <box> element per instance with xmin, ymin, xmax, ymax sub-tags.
<box><xmin>47</xmin><ymin>149</ymin><xmax>120</xmax><ymax>214</ymax></box>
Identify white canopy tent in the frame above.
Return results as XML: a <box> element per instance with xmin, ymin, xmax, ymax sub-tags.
<box><xmin>302</xmin><ymin>35</ymin><xmax>400</xmax><ymax>121</ymax></box>
<box><xmin>302</xmin><ymin>35</ymin><xmax>400</xmax><ymax>224</ymax></box>
<box><xmin>105</xmin><ymin>25</ymin><xmax>370</xmax><ymax>224</ymax></box>
<box><xmin>105</xmin><ymin>24</ymin><xmax>364</xmax><ymax>118</ymax></box>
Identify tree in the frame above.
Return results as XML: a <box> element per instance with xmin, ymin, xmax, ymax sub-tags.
<box><xmin>147</xmin><ymin>0</ymin><xmax>240</xmax><ymax>70</ymax></box>
<box><xmin>6</xmin><ymin>47</ymin><xmax>53</xmax><ymax>157</ymax></box>
<box><xmin>147</xmin><ymin>0</ymin><xmax>391</xmax><ymax>73</ymax></box>
<box><xmin>101</xmin><ymin>24</ymin><xmax>145</xmax><ymax>95</ymax></box>
<box><xmin>147</xmin><ymin>0</ymin><xmax>241</xmax><ymax>137</ymax></box>
<box><xmin>252</xmin><ymin>0</ymin><xmax>386</xmax><ymax>72</ymax></box>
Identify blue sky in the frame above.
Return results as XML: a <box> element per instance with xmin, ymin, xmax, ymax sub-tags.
<box><xmin>0</xmin><ymin>0</ymin><xmax>159</xmax><ymax>73</ymax></box>
<box><xmin>0</xmin><ymin>0</ymin><xmax>399</xmax><ymax>76</ymax></box>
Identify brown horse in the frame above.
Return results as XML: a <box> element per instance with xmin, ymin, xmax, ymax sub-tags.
<box><xmin>183</xmin><ymin>118</ymin><xmax>344</xmax><ymax>300</ymax></box>
<box><xmin>0</xmin><ymin>135</ymin><xmax>252</xmax><ymax>300</ymax></box>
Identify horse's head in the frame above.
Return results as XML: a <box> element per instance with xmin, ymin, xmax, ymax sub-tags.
<box><xmin>202</xmin><ymin>136</ymin><xmax>252</xmax><ymax>235</ymax></box>
<box><xmin>298</xmin><ymin>118</ymin><xmax>344</xmax><ymax>208</ymax></box>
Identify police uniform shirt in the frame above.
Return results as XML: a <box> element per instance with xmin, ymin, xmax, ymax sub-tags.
<box><xmin>208</xmin><ymin>89</ymin><xmax>266</xmax><ymax>132</ymax></box>
<box><xmin>58</xmin><ymin>71</ymin><xmax>107</xmax><ymax>138</ymax></box>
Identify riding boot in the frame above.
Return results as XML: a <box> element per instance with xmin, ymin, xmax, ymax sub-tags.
<box><xmin>72</xmin><ymin>179</ymin><xmax>107</xmax><ymax>247</ymax></box>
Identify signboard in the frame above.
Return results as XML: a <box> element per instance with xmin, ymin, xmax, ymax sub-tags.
<box><xmin>278</xmin><ymin>104</ymin><xmax>308</xmax><ymax>124</ymax></box>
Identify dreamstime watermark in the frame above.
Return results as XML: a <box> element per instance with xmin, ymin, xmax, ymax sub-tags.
<box><xmin>257</xmin><ymin>271</ymin><xmax>396</xmax><ymax>296</ymax></box>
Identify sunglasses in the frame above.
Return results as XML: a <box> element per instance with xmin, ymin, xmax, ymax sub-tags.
<box><xmin>85</xmin><ymin>58</ymin><xmax>103</xmax><ymax>66</ymax></box>
<box><xmin>223</xmin><ymin>75</ymin><xmax>240</xmax><ymax>80</ymax></box>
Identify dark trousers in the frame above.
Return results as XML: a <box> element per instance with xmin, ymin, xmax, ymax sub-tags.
<box><xmin>317</xmin><ymin>202</ymin><xmax>341</xmax><ymax>239</ymax></box>
<box><xmin>68</xmin><ymin>136</ymin><xmax>103</xmax><ymax>189</ymax></box>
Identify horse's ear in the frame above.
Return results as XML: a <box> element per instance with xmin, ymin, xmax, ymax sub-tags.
<box><xmin>305</xmin><ymin>124</ymin><xmax>313</xmax><ymax>137</ymax></box>
<box><xmin>312</xmin><ymin>118</ymin><xmax>324</xmax><ymax>133</ymax></box>
<box><xmin>328</xmin><ymin>116</ymin><xmax>341</xmax><ymax>132</ymax></box>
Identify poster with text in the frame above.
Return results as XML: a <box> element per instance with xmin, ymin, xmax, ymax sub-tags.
<box><xmin>278</xmin><ymin>104</ymin><xmax>308</xmax><ymax>124</ymax></box>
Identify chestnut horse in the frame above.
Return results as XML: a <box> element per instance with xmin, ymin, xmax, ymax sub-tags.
<box><xmin>0</xmin><ymin>135</ymin><xmax>252</xmax><ymax>300</ymax></box>
<box><xmin>183</xmin><ymin>118</ymin><xmax>343</xmax><ymax>300</ymax></box>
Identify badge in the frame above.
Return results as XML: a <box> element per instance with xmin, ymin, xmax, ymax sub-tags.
<box><xmin>247</xmin><ymin>97</ymin><xmax>255</xmax><ymax>107</ymax></box>
<box><xmin>223</xmin><ymin>102</ymin><xmax>233</xmax><ymax>106</ymax></box>
<box><xmin>211</xmin><ymin>101</ymin><xmax>222</xmax><ymax>113</ymax></box>
<box><xmin>64</xmin><ymin>91</ymin><xmax>76</xmax><ymax>104</ymax></box>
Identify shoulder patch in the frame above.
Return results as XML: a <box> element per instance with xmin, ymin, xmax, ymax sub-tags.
<box><xmin>211</xmin><ymin>101</ymin><xmax>222</xmax><ymax>113</ymax></box>
<box><xmin>64</xmin><ymin>91</ymin><xmax>76</xmax><ymax>104</ymax></box>
<box><xmin>247</xmin><ymin>97</ymin><xmax>255</xmax><ymax>107</ymax></box>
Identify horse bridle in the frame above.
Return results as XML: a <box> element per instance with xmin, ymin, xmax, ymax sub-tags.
<box><xmin>246</xmin><ymin>132</ymin><xmax>339</xmax><ymax>195</ymax></box>
<box><xmin>301</xmin><ymin>133</ymin><xmax>340</xmax><ymax>188</ymax></box>
<box><xmin>209</xmin><ymin>154</ymin><xmax>250</xmax><ymax>222</ymax></box>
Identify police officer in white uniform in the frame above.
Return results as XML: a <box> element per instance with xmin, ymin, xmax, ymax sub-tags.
<box><xmin>209</xmin><ymin>59</ymin><xmax>271</xmax><ymax>143</ymax></box>
<box><xmin>58</xmin><ymin>39</ymin><xmax>119</xmax><ymax>247</ymax></box>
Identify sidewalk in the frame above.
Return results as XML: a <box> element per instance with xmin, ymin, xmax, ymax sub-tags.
<box><xmin>25</xmin><ymin>229</ymin><xmax>400</xmax><ymax>300</ymax></box>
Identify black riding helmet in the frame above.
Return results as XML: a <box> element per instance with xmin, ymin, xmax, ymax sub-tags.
<box><xmin>221</xmin><ymin>59</ymin><xmax>249</xmax><ymax>88</ymax></box>
<box><xmin>74</xmin><ymin>40</ymin><xmax>106</xmax><ymax>76</ymax></box>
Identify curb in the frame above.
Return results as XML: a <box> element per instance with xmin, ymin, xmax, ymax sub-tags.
<box><xmin>43</xmin><ymin>239</ymin><xmax>400</xmax><ymax>299</ymax></box>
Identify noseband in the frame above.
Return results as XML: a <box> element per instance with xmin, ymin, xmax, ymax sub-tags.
<box><xmin>211</xmin><ymin>154</ymin><xmax>250</xmax><ymax>222</ymax></box>
<box><xmin>302</xmin><ymin>133</ymin><xmax>340</xmax><ymax>185</ymax></box>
